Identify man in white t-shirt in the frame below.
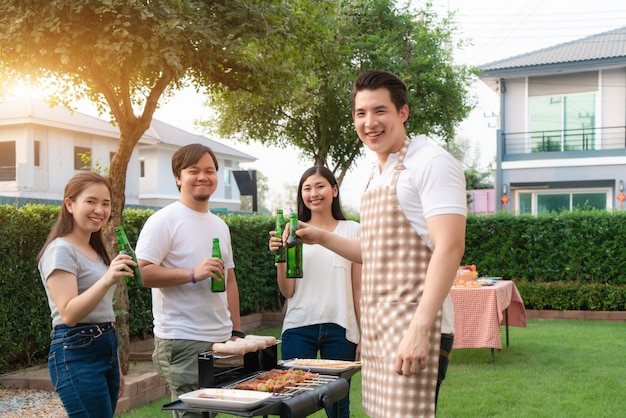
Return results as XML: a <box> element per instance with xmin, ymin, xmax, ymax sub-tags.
<box><xmin>297</xmin><ymin>70</ymin><xmax>466</xmax><ymax>417</ymax></box>
<box><xmin>136</xmin><ymin>144</ymin><xmax>242</xmax><ymax>418</ymax></box>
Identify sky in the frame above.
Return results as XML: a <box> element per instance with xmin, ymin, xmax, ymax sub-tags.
<box><xmin>148</xmin><ymin>0</ymin><xmax>626</xmax><ymax>211</ymax></box>
<box><xmin>7</xmin><ymin>0</ymin><xmax>626</xmax><ymax>211</ymax></box>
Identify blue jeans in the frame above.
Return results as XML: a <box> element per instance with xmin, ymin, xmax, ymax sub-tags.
<box><xmin>48</xmin><ymin>323</ymin><xmax>120</xmax><ymax>417</ymax></box>
<box><xmin>281</xmin><ymin>323</ymin><xmax>357</xmax><ymax>418</ymax></box>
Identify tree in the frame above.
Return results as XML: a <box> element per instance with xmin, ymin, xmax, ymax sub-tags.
<box><xmin>0</xmin><ymin>0</ymin><xmax>292</xmax><ymax>373</ymax></box>
<box><xmin>203</xmin><ymin>0</ymin><xmax>478</xmax><ymax>185</ymax></box>
<box><xmin>445</xmin><ymin>134</ymin><xmax>494</xmax><ymax>189</ymax></box>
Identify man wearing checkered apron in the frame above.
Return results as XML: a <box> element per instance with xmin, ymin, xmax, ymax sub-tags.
<box><xmin>297</xmin><ymin>70</ymin><xmax>466</xmax><ymax>417</ymax></box>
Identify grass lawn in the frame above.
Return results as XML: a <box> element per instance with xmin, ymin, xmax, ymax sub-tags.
<box><xmin>118</xmin><ymin>319</ymin><xmax>626</xmax><ymax>417</ymax></box>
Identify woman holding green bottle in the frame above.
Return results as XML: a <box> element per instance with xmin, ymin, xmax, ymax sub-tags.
<box><xmin>269</xmin><ymin>165</ymin><xmax>361</xmax><ymax>418</ymax></box>
<box><xmin>37</xmin><ymin>172</ymin><xmax>134</xmax><ymax>417</ymax></box>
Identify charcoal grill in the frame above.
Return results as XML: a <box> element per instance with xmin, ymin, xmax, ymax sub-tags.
<box><xmin>162</xmin><ymin>344</ymin><xmax>360</xmax><ymax>417</ymax></box>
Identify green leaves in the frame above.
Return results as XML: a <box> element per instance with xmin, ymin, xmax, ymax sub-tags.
<box><xmin>203</xmin><ymin>0</ymin><xmax>477</xmax><ymax>183</ymax></box>
<box><xmin>464</xmin><ymin>210</ymin><xmax>626</xmax><ymax>286</ymax></box>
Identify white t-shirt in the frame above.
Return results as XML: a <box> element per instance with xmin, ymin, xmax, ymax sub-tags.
<box><xmin>366</xmin><ymin>135</ymin><xmax>467</xmax><ymax>334</ymax></box>
<box><xmin>281</xmin><ymin>220</ymin><xmax>361</xmax><ymax>344</ymax></box>
<box><xmin>135</xmin><ymin>201</ymin><xmax>235</xmax><ymax>342</ymax></box>
<box><xmin>39</xmin><ymin>238</ymin><xmax>116</xmax><ymax>327</ymax></box>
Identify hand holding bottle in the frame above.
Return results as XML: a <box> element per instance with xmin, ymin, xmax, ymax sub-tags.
<box><xmin>268</xmin><ymin>230</ymin><xmax>284</xmax><ymax>253</ymax></box>
<box><xmin>210</xmin><ymin>238</ymin><xmax>225</xmax><ymax>292</ymax></box>
<box><xmin>286</xmin><ymin>213</ymin><xmax>303</xmax><ymax>278</ymax></box>
<box><xmin>115</xmin><ymin>226</ymin><xmax>144</xmax><ymax>289</ymax></box>
<box><xmin>191</xmin><ymin>257</ymin><xmax>225</xmax><ymax>284</ymax></box>
<box><xmin>273</xmin><ymin>209</ymin><xmax>286</xmax><ymax>263</ymax></box>
<box><xmin>106</xmin><ymin>253</ymin><xmax>137</xmax><ymax>287</ymax></box>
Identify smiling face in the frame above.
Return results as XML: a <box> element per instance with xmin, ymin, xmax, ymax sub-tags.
<box><xmin>300</xmin><ymin>173</ymin><xmax>338</xmax><ymax>215</ymax></box>
<box><xmin>65</xmin><ymin>183</ymin><xmax>111</xmax><ymax>235</ymax></box>
<box><xmin>176</xmin><ymin>152</ymin><xmax>218</xmax><ymax>209</ymax></box>
<box><xmin>353</xmin><ymin>87</ymin><xmax>408</xmax><ymax>166</ymax></box>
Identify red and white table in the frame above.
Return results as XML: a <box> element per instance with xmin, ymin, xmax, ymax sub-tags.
<box><xmin>450</xmin><ymin>280</ymin><xmax>527</xmax><ymax>363</ymax></box>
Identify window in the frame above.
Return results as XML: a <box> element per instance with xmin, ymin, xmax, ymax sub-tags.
<box><xmin>223</xmin><ymin>160</ymin><xmax>232</xmax><ymax>199</ymax></box>
<box><xmin>34</xmin><ymin>140</ymin><xmax>41</xmax><ymax>167</ymax></box>
<box><xmin>140</xmin><ymin>159</ymin><xmax>145</xmax><ymax>178</ymax></box>
<box><xmin>529</xmin><ymin>93</ymin><xmax>596</xmax><ymax>152</ymax></box>
<box><xmin>0</xmin><ymin>141</ymin><xmax>16</xmax><ymax>181</ymax></box>
<box><xmin>223</xmin><ymin>160</ymin><xmax>232</xmax><ymax>186</ymax></box>
<box><xmin>74</xmin><ymin>146</ymin><xmax>91</xmax><ymax>170</ymax></box>
<box><xmin>518</xmin><ymin>190</ymin><xmax>608</xmax><ymax>215</ymax></box>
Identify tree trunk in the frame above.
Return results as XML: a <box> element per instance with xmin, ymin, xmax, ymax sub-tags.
<box><xmin>107</xmin><ymin>122</ymin><xmax>152</xmax><ymax>374</ymax></box>
<box><xmin>93</xmin><ymin>73</ymin><xmax>170</xmax><ymax>374</ymax></box>
<box><xmin>107</xmin><ymin>143</ymin><xmax>133</xmax><ymax>375</ymax></box>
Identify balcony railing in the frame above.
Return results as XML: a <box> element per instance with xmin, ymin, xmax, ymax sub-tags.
<box><xmin>502</xmin><ymin>126</ymin><xmax>626</xmax><ymax>155</ymax></box>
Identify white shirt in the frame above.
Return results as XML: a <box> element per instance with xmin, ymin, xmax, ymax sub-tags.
<box><xmin>136</xmin><ymin>201</ymin><xmax>235</xmax><ymax>342</ymax></box>
<box><xmin>366</xmin><ymin>135</ymin><xmax>467</xmax><ymax>334</ymax></box>
<box><xmin>281</xmin><ymin>220</ymin><xmax>361</xmax><ymax>344</ymax></box>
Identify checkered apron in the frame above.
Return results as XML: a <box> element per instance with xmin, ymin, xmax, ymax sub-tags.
<box><xmin>359</xmin><ymin>138</ymin><xmax>441</xmax><ymax>417</ymax></box>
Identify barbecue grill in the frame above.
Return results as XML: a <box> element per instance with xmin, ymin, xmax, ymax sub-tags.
<box><xmin>162</xmin><ymin>343</ymin><xmax>360</xmax><ymax>417</ymax></box>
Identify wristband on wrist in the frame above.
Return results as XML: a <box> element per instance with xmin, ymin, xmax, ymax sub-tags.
<box><xmin>190</xmin><ymin>268</ymin><xmax>196</xmax><ymax>284</ymax></box>
<box><xmin>231</xmin><ymin>330</ymin><xmax>246</xmax><ymax>339</ymax></box>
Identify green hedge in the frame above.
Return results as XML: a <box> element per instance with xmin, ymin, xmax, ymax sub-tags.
<box><xmin>463</xmin><ymin>211</ymin><xmax>626</xmax><ymax>285</ymax></box>
<box><xmin>0</xmin><ymin>205</ymin><xmax>279</xmax><ymax>373</ymax></box>
<box><xmin>0</xmin><ymin>204</ymin><xmax>58</xmax><ymax>369</ymax></box>
<box><xmin>515</xmin><ymin>281</ymin><xmax>626</xmax><ymax>311</ymax></box>
<box><xmin>1</xmin><ymin>205</ymin><xmax>626</xmax><ymax>373</ymax></box>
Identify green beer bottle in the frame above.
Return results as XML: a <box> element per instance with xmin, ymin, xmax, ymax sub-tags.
<box><xmin>285</xmin><ymin>213</ymin><xmax>303</xmax><ymax>278</ymax></box>
<box><xmin>211</xmin><ymin>238</ymin><xmax>226</xmax><ymax>292</ymax></box>
<box><xmin>115</xmin><ymin>226</ymin><xmax>144</xmax><ymax>289</ymax></box>
<box><xmin>274</xmin><ymin>209</ymin><xmax>286</xmax><ymax>263</ymax></box>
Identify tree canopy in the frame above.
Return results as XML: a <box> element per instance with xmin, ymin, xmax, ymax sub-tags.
<box><xmin>0</xmin><ymin>0</ymin><xmax>292</xmax><ymax>372</ymax></box>
<box><xmin>0</xmin><ymin>0</ymin><xmax>478</xmax><ymax>371</ymax></box>
<box><xmin>0</xmin><ymin>0</ymin><xmax>290</xmax><ymax>215</ymax></box>
<box><xmin>202</xmin><ymin>0</ymin><xmax>478</xmax><ymax>184</ymax></box>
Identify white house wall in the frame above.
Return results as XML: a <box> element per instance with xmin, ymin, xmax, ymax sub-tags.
<box><xmin>1</xmin><ymin>123</ymin><xmax>140</xmax><ymax>203</ymax></box>
<box><xmin>504</xmin><ymin>160</ymin><xmax>626</xmax><ymax>183</ymax></box>
<box><xmin>600</xmin><ymin>68</ymin><xmax>626</xmax><ymax>144</ymax></box>
<box><xmin>503</xmin><ymin>77</ymin><xmax>528</xmax><ymax>135</ymax></box>
<box><xmin>137</xmin><ymin>145</ymin><xmax>243</xmax><ymax>210</ymax></box>
<box><xmin>1</xmin><ymin>98</ymin><xmax>255</xmax><ymax>210</ymax></box>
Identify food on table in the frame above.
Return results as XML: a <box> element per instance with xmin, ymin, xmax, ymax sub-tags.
<box><xmin>235</xmin><ymin>369</ymin><xmax>319</xmax><ymax>393</ymax></box>
<box><xmin>212</xmin><ymin>342</ymin><xmax>244</xmax><ymax>355</ymax></box>
<box><xmin>452</xmin><ymin>281</ymin><xmax>482</xmax><ymax>288</ymax></box>
<box><xmin>286</xmin><ymin>359</ymin><xmax>358</xmax><ymax>369</ymax></box>
<box><xmin>212</xmin><ymin>334</ymin><xmax>278</xmax><ymax>355</ymax></box>
<box><xmin>245</xmin><ymin>334</ymin><xmax>277</xmax><ymax>346</ymax></box>
<box><xmin>454</xmin><ymin>264</ymin><xmax>479</xmax><ymax>286</ymax></box>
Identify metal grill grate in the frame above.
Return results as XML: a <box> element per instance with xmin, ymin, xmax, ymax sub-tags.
<box><xmin>223</xmin><ymin>370</ymin><xmax>340</xmax><ymax>400</ymax></box>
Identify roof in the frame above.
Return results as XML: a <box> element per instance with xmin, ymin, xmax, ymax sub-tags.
<box><xmin>147</xmin><ymin>118</ymin><xmax>256</xmax><ymax>162</ymax></box>
<box><xmin>478</xmin><ymin>25</ymin><xmax>626</xmax><ymax>78</ymax></box>
<box><xmin>0</xmin><ymin>96</ymin><xmax>133</xmax><ymax>140</ymax></box>
<box><xmin>0</xmin><ymin>97</ymin><xmax>256</xmax><ymax>161</ymax></box>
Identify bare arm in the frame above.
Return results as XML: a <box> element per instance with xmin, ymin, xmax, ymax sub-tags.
<box><xmin>47</xmin><ymin>253</ymin><xmax>134</xmax><ymax>327</ymax></box>
<box><xmin>395</xmin><ymin>213</ymin><xmax>466</xmax><ymax>376</ymax></box>
<box><xmin>138</xmin><ymin>257</ymin><xmax>224</xmax><ymax>288</ymax></box>
<box><xmin>226</xmin><ymin>269</ymin><xmax>242</xmax><ymax>334</ymax></box>
<box><xmin>269</xmin><ymin>231</ymin><xmax>295</xmax><ymax>297</ymax></box>
<box><xmin>296</xmin><ymin>221</ymin><xmax>362</xmax><ymax>264</ymax></box>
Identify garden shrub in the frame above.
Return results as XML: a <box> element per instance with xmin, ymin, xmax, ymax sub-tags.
<box><xmin>1</xmin><ymin>205</ymin><xmax>625</xmax><ymax>373</ymax></box>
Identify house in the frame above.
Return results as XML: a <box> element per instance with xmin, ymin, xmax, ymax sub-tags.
<box><xmin>0</xmin><ymin>97</ymin><xmax>256</xmax><ymax>211</ymax></box>
<box><xmin>468</xmin><ymin>189</ymin><xmax>496</xmax><ymax>214</ymax></box>
<box><xmin>478</xmin><ymin>26</ymin><xmax>626</xmax><ymax>214</ymax></box>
